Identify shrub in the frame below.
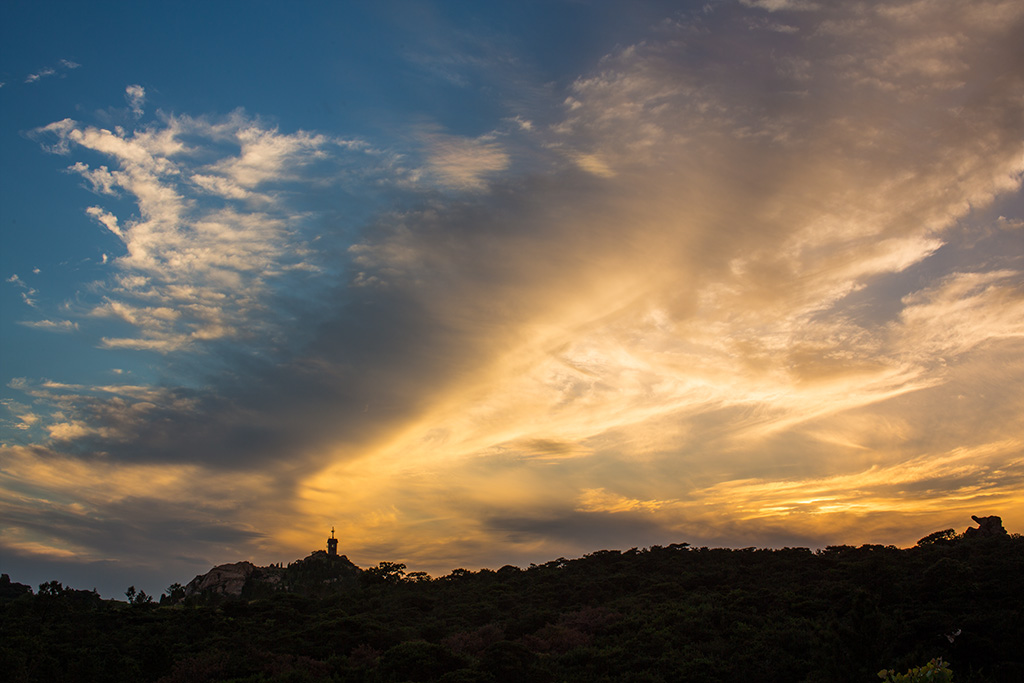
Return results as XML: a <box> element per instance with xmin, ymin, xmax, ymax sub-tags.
<box><xmin>878</xmin><ymin>658</ymin><xmax>953</xmax><ymax>682</ymax></box>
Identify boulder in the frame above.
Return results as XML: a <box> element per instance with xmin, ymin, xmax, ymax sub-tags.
<box><xmin>963</xmin><ymin>515</ymin><xmax>1007</xmax><ymax>538</ymax></box>
<box><xmin>184</xmin><ymin>561</ymin><xmax>257</xmax><ymax>597</ymax></box>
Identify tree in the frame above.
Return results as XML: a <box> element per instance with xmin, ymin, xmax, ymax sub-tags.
<box><xmin>363</xmin><ymin>561</ymin><xmax>407</xmax><ymax>585</ymax></box>
<box><xmin>916</xmin><ymin>529</ymin><xmax>959</xmax><ymax>547</ymax></box>
<box><xmin>38</xmin><ymin>580</ymin><xmax>65</xmax><ymax>597</ymax></box>
<box><xmin>161</xmin><ymin>582</ymin><xmax>186</xmax><ymax>605</ymax></box>
<box><xmin>125</xmin><ymin>585</ymin><xmax>153</xmax><ymax>606</ymax></box>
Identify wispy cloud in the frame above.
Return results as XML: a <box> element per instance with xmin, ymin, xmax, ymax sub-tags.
<box><xmin>422</xmin><ymin>132</ymin><xmax>510</xmax><ymax>190</ymax></box>
<box><xmin>5</xmin><ymin>274</ymin><xmax>38</xmax><ymax>307</ymax></box>
<box><xmin>18</xmin><ymin>319</ymin><xmax>79</xmax><ymax>333</ymax></box>
<box><xmin>740</xmin><ymin>0</ymin><xmax>820</xmax><ymax>12</ymax></box>
<box><xmin>0</xmin><ymin>443</ymin><xmax>275</xmax><ymax>570</ymax></box>
<box><xmin>24</xmin><ymin>59</ymin><xmax>80</xmax><ymax>84</ymax></box>
<box><xmin>25</xmin><ymin>67</ymin><xmax>56</xmax><ymax>83</ymax></box>
<box><xmin>125</xmin><ymin>84</ymin><xmax>145</xmax><ymax>117</ymax></box>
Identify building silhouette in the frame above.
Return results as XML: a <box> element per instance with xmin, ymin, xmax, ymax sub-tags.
<box><xmin>327</xmin><ymin>526</ymin><xmax>338</xmax><ymax>557</ymax></box>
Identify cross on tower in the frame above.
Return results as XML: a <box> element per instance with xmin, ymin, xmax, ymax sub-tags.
<box><xmin>327</xmin><ymin>526</ymin><xmax>338</xmax><ymax>556</ymax></box>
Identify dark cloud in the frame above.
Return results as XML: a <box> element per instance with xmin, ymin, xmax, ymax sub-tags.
<box><xmin>486</xmin><ymin>510</ymin><xmax>680</xmax><ymax>554</ymax></box>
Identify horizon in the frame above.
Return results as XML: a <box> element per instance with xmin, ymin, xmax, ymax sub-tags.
<box><xmin>2</xmin><ymin>0</ymin><xmax>1023</xmax><ymax>602</ymax></box>
<box><xmin>6</xmin><ymin>513</ymin><xmax>1012</xmax><ymax>600</ymax></box>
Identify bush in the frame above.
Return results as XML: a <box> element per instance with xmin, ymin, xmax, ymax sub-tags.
<box><xmin>878</xmin><ymin>658</ymin><xmax>953</xmax><ymax>682</ymax></box>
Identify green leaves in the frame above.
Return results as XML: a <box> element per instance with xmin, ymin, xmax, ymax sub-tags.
<box><xmin>879</xmin><ymin>658</ymin><xmax>954</xmax><ymax>682</ymax></box>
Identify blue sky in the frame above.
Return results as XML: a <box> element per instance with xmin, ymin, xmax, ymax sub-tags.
<box><xmin>2</xmin><ymin>0</ymin><xmax>1023</xmax><ymax>599</ymax></box>
<box><xmin>2</xmin><ymin>1</ymin><xmax>675</xmax><ymax>389</ymax></box>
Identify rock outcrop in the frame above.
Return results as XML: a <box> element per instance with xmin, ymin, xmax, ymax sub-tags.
<box><xmin>179</xmin><ymin>551</ymin><xmax>362</xmax><ymax>601</ymax></box>
<box><xmin>964</xmin><ymin>515</ymin><xmax>1007</xmax><ymax>538</ymax></box>
<box><xmin>184</xmin><ymin>561</ymin><xmax>257</xmax><ymax>597</ymax></box>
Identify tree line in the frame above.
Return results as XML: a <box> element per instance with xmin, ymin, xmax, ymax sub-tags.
<box><xmin>1</xmin><ymin>529</ymin><xmax>1022</xmax><ymax>682</ymax></box>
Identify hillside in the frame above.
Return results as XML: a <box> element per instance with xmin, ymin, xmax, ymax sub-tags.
<box><xmin>176</xmin><ymin>550</ymin><xmax>363</xmax><ymax>602</ymax></box>
<box><xmin>1</xmin><ymin>518</ymin><xmax>1022</xmax><ymax>682</ymax></box>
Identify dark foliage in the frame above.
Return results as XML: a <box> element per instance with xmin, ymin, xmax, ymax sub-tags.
<box><xmin>243</xmin><ymin>552</ymin><xmax>362</xmax><ymax>600</ymax></box>
<box><xmin>0</xmin><ymin>574</ymin><xmax>32</xmax><ymax>600</ymax></box>
<box><xmin>2</xmin><ymin>533</ymin><xmax>1022</xmax><ymax>682</ymax></box>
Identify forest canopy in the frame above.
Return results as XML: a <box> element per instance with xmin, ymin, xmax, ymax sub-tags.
<box><xmin>2</xmin><ymin>519</ymin><xmax>1021</xmax><ymax>682</ymax></box>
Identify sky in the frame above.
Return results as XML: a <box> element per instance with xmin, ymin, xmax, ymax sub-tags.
<box><xmin>1</xmin><ymin>0</ymin><xmax>1023</xmax><ymax>599</ymax></box>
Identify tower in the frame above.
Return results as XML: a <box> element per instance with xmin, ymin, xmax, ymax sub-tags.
<box><xmin>327</xmin><ymin>526</ymin><xmax>338</xmax><ymax>557</ymax></box>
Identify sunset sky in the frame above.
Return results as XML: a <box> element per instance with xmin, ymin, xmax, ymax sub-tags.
<box><xmin>2</xmin><ymin>0</ymin><xmax>1023</xmax><ymax>599</ymax></box>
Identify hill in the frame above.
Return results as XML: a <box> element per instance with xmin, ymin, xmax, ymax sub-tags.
<box><xmin>1</xmin><ymin>517</ymin><xmax>1022</xmax><ymax>682</ymax></box>
<box><xmin>177</xmin><ymin>550</ymin><xmax>362</xmax><ymax>602</ymax></box>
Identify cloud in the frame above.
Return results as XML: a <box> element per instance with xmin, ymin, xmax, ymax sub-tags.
<box><xmin>741</xmin><ymin>0</ymin><xmax>820</xmax><ymax>11</ymax></box>
<box><xmin>85</xmin><ymin>206</ymin><xmax>123</xmax><ymax>237</ymax></box>
<box><xmin>18</xmin><ymin>320</ymin><xmax>79</xmax><ymax>333</ymax></box>
<box><xmin>0</xmin><ymin>444</ymin><xmax>274</xmax><ymax>573</ymax></box>
<box><xmin>0</xmin><ymin>399</ymin><xmax>40</xmax><ymax>434</ymax></box>
<box><xmin>31</xmin><ymin>112</ymin><xmax>396</xmax><ymax>353</ymax></box>
<box><xmin>577</xmin><ymin>488</ymin><xmax>671</xmax><ymax>514</ymax></box>
<box><xmin>25</xmin><ymin>67</ymin><xmax>56</xmax><ymax>83</ymax></box>
<box><xmin>24</xmin><ymin>59</ymin><xmax>80</xmax><ymax>84</ymax></box>
<box><xmin>294</xmin><ymin>0</ymin><xmax>1024</xmax><ymax>564</ymax></box>
<box><xmin>5</xmin><ymin>0</ymin><xmax>1024</xmax><ymax>587</ymax></box>
<box><xmin>6</xmin><ymin>274</ymin><xmax>38</xmax><ymax>307</ymax></box>
<box><xmin>125</xmin><ymin>84</ymin><xmax>145</xmax><ymax>117</ymax></box>
<box><xmin>421</xmin><ymin>133</ymin><xmax>510</xmax><ymax>190</ymax></box>
<box><xmin>896</xmin><ymin>270</ymin><xmax>1024</xmax><ymax>358</ymax></box>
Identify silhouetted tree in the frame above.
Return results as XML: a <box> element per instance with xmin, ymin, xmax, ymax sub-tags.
<box><xmin>124</xmin><ymin>585</ymin><xmax>153</xmax><ymax>606</ymax></box>
<box><xmin>160</xmin><ymin>582</ymin><xmax>186</xmax><ymax>605</ymax></box>
<box><xmin>916</xmin><ymin>529</ymin><xmax>960</xmax><ymax>546</ymax></box>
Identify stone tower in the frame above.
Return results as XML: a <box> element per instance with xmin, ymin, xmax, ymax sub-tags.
<box><xmin>327</xmin><ymin>526</ymin><xmax>338</xmax><ymax>557</ymax></box>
